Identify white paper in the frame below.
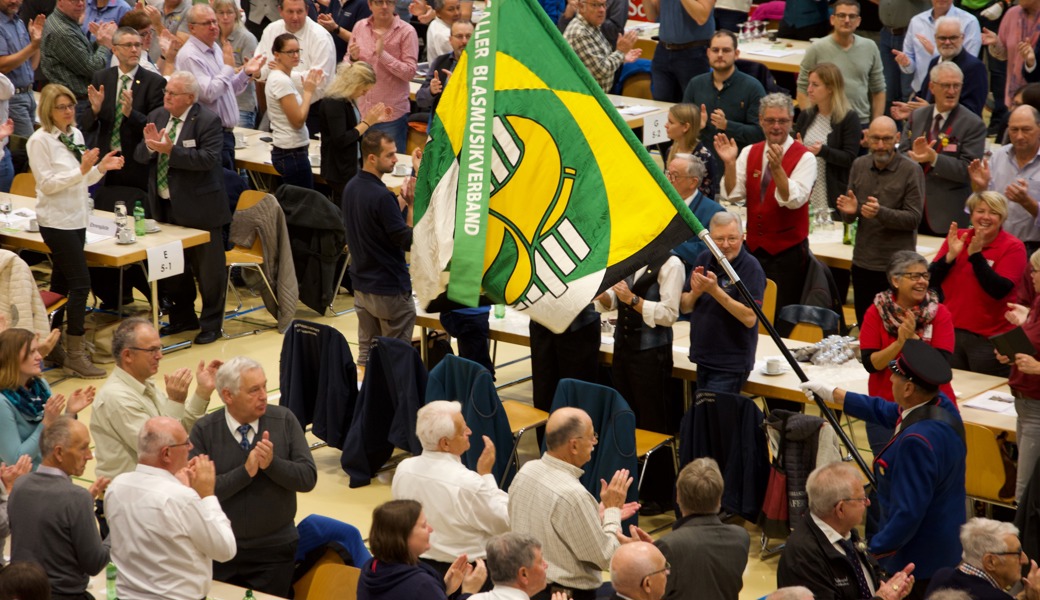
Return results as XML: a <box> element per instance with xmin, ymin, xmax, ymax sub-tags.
<box><xmin>147</xmin><ymin>241</ymin><xmax>185</xmax><ymax>282</ymax></box>
<box><xmin>84</xmin><ymin>231</ymin><xmax>110</xmax><ymax>245</ymax></box>
<box><xmin>616</xmin><ymin>105</ymin><xmax>658</xmax><ymax>116</ymax></box>
<box><xmin>743</xmin><ymin>49</ymin><xmax>804</xmax><ymax>58</ymax></box>
<box><xmin>87</xmin><ymin>215</ymin><xmax>117</xmax><ymax>239</ymax></box>
<box><xmin>642</xmin><ymin>111</ymin><xmax>668</xmax><ymax>146</ymax></box>
<box><xmin>962</xmin><ymin>390</ymin><xmax>1017</xmax><ymax>415</ymax></box>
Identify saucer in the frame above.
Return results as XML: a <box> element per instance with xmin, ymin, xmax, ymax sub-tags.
<box><xmin>146</xmin><ymin>226</ymin><xmax>161</xmax><ymax>233</ymax></box>
<box><xmin>116</xmin><ymin>239</ymin><xmax>137</xmax><ymax>245</ymax></box>
<box><xmin>758</xmin><ymin>367</ymin><xmax>785</xmax><ymax>377</ymax></box>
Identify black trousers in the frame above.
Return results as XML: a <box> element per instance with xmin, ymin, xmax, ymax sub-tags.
<box><xmin>851</xmin><ymin>265</ymin><xmax>891</xmax><ymax>328</ymax></box>
<box><xmin>530</xmin><ymin>318</ymin><xmax>601</xmax><ymax>445</ymax></box>
<box><xmin>440</xmin><ymin>309</ymin><xmax>495</xmax><ymax>377</ymax></box>
<box><xmin>951</xmin><ymin>328</ymin><xmax>1010</xmax><ymax>378</ymax></box>
<box><xmin>162</xmin><ymin>225</ymin><xmax>227</xmax><ymax>333</ymax></box>
<box><xmin>752</xmin><ymin>239</ymin><xmax>809</xmax><ymax>313</ymax></box>
<box><xmin>39</xmin><ymin>227</ymin><xmax>90</xmax><ymax>336</ymax></box>
<box><xmin>212</xmin><ymin>542</ymin><xmax>297</xmax><ymax>598</ymax></box>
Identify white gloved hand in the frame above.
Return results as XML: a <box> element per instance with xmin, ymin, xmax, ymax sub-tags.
<box><xmin>980</xmin><ymin>2</ymin><xmax>1003</xmax><ymax>21</ymax></box>
<box><xmin>799</xmin><ymin>380</ymin><xmax>836</xmax><ymax>402</ymax></box>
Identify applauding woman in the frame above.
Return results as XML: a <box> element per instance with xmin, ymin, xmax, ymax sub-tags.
<box><xmin>27</xmin><ymin>84</ymin><xmax>123</xmax><ymax>379</ymax></box>
<box><xmin>930</xmin><ymin>191</ymin><xmax>1027</xmax><ymax>377</ymax></box>
<box><xmin>266</xmin><ymin>33</ymin><xmax>325</xmax><ymax>189</ymax></box>
<box><xmin>0</xmin><ymin>328</ymin><xmax>95</xmax><ymax>466</ymax></box>
<box><xmin>664</xmin><ymin>103</ymin><xmax>717</xmax><ymax>200</ymax></box>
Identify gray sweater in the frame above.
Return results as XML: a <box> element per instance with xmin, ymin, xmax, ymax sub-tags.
<box><xmin>9</xmin><ymin>469</ymin><xmax>109</xmax><ymax>595</ymax></box>
<box><xmin>189</xmin><ymin>405</ymin><xmax>317</xmax><ymax>550</ymax></box>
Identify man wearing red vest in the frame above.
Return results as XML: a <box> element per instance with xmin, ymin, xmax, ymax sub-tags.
<box><xmin>715</xmin><ymin>92</ymin><xmax>817</xmax><ymax>310</ymax></box>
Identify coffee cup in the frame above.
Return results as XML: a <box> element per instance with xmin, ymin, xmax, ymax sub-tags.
<box><xmin>765</xmin><ymin>358</ymin><xmax>782</xmax><ymax>374</ymax></box>
<box><xmin>118</xmin><ymin>227</ymin><xmax>136</xmax><ymax>243</ymax></box>
<box><xmin>393</xmin><ymin>163</ymin><xmax>411</xmax><ymax>176</ymax></box>
<box><xmin>26</xmin><ymin>218</ymin><xmax>38</xmax><ymax>232</ymax></box>
<box><xmin>145</xmin><ymin>218</ymin><xmax>158</xmax><ymax>231</ymax></box>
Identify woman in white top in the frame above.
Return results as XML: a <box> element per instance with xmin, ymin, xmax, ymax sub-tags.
<box><xmin>26</xmin><ymin>84</ymin><xmax>124</xmax><ymax>379</ymax></box>
<box><xmin>265</xmin><ymin>33</ymin><xmax>324</xmax><ymax>190</ymax></box>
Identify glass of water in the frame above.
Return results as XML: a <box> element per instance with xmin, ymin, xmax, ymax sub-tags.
<box><xmin>0</xmin><ymin>199</ymin><xmax>11</xmax><ymax>227</ymax></box>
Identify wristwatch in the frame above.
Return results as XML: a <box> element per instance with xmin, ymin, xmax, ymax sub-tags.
<box><xmin>630</xmin><ymin>296</ymin><xmax>641</xmax><ymax>308</ymax></box>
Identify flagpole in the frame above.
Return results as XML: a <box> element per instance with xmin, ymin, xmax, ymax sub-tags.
<box><xmin>698</xmin><ymin>230</ymin><xmax>878</xmax><ymax>490</ymax></box>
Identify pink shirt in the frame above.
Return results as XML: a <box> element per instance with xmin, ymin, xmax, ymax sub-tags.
<box><xmin>998</xmin><ymin>6</ymin><xmax>1040</xmax><ymax>107</ymax></box>
<box><xmin>349</xmin><ymin>16</ymin><xmax>418</xmax><ymax>120</ymax></box>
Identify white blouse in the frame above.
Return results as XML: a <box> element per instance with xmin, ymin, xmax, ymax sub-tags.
<box><xmin>26</xmin><ymin>127</ymin><xmax>104</xmax><ymax>230</ymax></box>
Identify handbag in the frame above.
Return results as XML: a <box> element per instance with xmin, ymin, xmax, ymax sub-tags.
<box><xmin>758</xmin><ymin>413</ymin><xmax>790</xmax><ymax>539</ymax></box>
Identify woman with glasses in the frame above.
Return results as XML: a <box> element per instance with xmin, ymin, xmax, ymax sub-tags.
<box><xmin>26</xmin><ymin>83</ymin><xmax>123</xmax><ymax>379</ymax></box>
<box><xmin>859</xmin><ymin>251</ymin><xmax>955</xmax><ymax>455</ymax></box>
<box><xmin>214</xmin><ymin>0</ymin><xmax>259</xmax><ymax>128</ymax></box>
<box><xmin>792</xmin><ymin>63</ymin><xmax>860</xmax><ymax>221</ymax></box>
<box><xmin>319</xmin><ymin>61</ymin><xmax>391</xmax><ymax>200</ymax></box>
<box><xmin>358</xmin><ymin>500</ymin><xmax>487</xmax><ymax>600</ymax></box>
<box><xmin>664</xmin><ymin>103</ymin><xmax>717</xmax><ymax>200</ymax></box>
<box><xmin>929</xmin><ymin>191</ymin><xmax>1027</xmax><ymax>377</ymax></box>
<box><xmin>266</xmin><ymin>33</ymin><xmax>325</xmax><ymax>189</ymax></box>
<box><xmin>0</xmin><ymin>328</ymin><xmax>95</xmax><ymax>466</ymax></box>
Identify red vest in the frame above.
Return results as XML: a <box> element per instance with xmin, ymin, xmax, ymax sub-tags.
<box><xmin>744</xmin><ymin>141</ymin><xmax>810</xmax><ymax>255</ymax></box>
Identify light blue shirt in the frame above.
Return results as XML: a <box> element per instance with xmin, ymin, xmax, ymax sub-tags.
<box><xmin>81</xmin><ymin>0</ymin><xmax>132</xmax><ymax>35</ymax></box>
<box><xmin>901</xmin><ymin>6</ymin><xmax>982</xmax><ymax>92</ymax></box>
<box><xmin>987</xmin><ymin>143</ymin><xmax>1040</xmax><ymax>242</ymax></box>
<box><xmin>0</xmin><ymin>13</ymin><xmax>32</xmax><ymax>89</ymax></box>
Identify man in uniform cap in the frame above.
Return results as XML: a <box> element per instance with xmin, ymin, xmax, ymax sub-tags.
<box><xmin>799</xmin><ymin>340</ymin><xmax>966</xmax><ymax>598</ymax></box>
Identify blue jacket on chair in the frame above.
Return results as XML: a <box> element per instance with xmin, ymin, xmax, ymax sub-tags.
<box><xmin>426</xmin><ymin>355</ymin><xmax>515</xmax><ymax>488</ymax></box>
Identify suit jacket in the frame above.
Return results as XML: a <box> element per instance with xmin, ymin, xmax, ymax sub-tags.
<box><xmin>899</xmin><ymin>103</ymin><xmax>986</xmax><ymax>234</ymax></box>
<box><xmin>655</xmin><ymin>514</ymin><xmax>749</xmax><ymax>600</ymax></box>
<box><xmin>133</xmin><ymin>103</ymin><xmax>230</xmax><ymax>230</ymax></box>
<box><xmin>917</xmin><ymin>50</ymin><xmax>989</xmax><ymax>116</ymax></box>
<box><xmin>80</xmin><ymin>66</ymin><xmax>166</xmax><ymax>190</ymax></box>
<box><xmin>777</xmin><ymin>514</ymin><xmax>884</xmax><ymax>600</ymax></box>
<box><xmin>416</xmin><ymin>50</ymin><xmax>458</xmax><ymax>114</ymax></box>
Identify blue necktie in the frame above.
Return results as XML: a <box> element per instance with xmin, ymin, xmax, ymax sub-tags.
<box><xmin>838</xmin><ymin>537</ymin><xmax>872</xmax><ymax>600</ymax></box>
<box><xmin>237</xmin><ymin>424</ymin><xmax>252</xmax><ymax>451</ymax></box>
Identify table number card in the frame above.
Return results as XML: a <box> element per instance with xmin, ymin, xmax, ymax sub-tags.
<box><xmin>147</xmin><ymin>241</ymin><xmax>185</xmax><ymax>281</ymax></box>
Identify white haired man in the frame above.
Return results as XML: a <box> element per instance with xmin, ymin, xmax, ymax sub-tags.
<box><xmin>925</xmin><ymin>518</ymin><xmax>1040</xmax><ymax>599</ymax></box>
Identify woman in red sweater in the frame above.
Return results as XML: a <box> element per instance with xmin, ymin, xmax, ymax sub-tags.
<box><xmin>859</xmin><ymin>251</ymin><xmax>955</xmax><ymax>456</ymax></box>
<box><xmin>929</xmin><ymin>191</ymin><xmax>1028</xmax><ymax>377</ymax></box>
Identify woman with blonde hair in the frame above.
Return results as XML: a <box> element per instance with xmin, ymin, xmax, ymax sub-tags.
<box><xmin>319</xmin><ymin>61</ymin><xmax>392</xmax><ymax>199</ymax></box>
<box><xmin>213</xmin><ymin>0</ymin><xmax>258</xmax><ymax>128</ymax></box>
<box><xmin>26</xmin><ymin>83</ymin><xmax>123</xmax><ymax>379</ymax></box>
<box><xmin>663</xmin><ymin>103</ymin><xmax>717</xmax><ymax>199</ymax></box>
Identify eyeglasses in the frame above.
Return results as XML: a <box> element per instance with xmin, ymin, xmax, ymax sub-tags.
<box><xmin>840</xmin><ymin>496</ymin><xmax>869</xmax><ymax>505</ymax></box>
<box><xmin>643</xmin><ymin>562</ymin><xmax>671</xmax><ymax>582</ymax></box>
<box><xmin>711</xmin><ymin>236</ymin><xmax>742</xmax><ymax>245</ymax></box>
<box><xmin>867</xmin><ymin>135</ymin><xmax>897</xmax><ymax>144</ymax></box>
<box><xmin>164</xmin><ymin>90</ymin><xmax>191</xmax><ymax>97</ymax></box>
<box><xmin>54</xmin><ymin>103</ymin><xmax>76</xmax><ymax>111</ymax></box>
<box><xmin>276</xmin><ymin>49</ymin><xmax>302</xmax><ymax>55</ymax></box>
<box><xmin>935</xmin><ymin>35</ymin><xmax>962</xmax><ymax>43</ymax></box>
<box><xmin>888</xmin><ymin>359</ymin><xmax>911</xmax><ymax>381</ymax></box>
<box><xmin>190</xmin><ymin>19</ymin><xmax>218</xmax><ymax>26</ymax></box>
<box><xmin>991</xmin><ymin>549</ymin><xmax>1026</xmax><ymax>558</ymax></box>
<box><xmin>708</xmin><ymin>46</ymin><xmax>735</xmax><ymax>54</ymax></box>
<box><xmin>898</xmin><ymin>271</ymin><xmax>931</xmax><ymax>282</ymax></box>
<box><xmin>129</xmin><ymin>346</ymin><xmax>163</xmax><ymax>355</ymax></box>
<box><xmin>762</xmin><ymin>118</ymin><xmax>791</xmax><ymax>126</ymax></box>
<box><xmin>933</xmin><ymin>82</ymin><xmax>963</xmax><ymax>90</ymax></box>
<box><xmin>833</xmin><ymin>12</ymin><xmax>859</xmax><ymax>20</ymax></box>
<box><xmin>666</xmin><ymin>171</ymin><xmax>694</xmax><ymax>181</ymax></box>
<box><xmin>165</xmin><ymin>440</ymin><xmax>191</xmax><ymax>450</ymax></box>
<box><xmin>573</xmin><ymin>432</ymin><xmax>598</xmax><ymax>443</ymax></box>
<box><xmin>114</xmin><ymin>42</ymin><xmax>144</xmax><ymax>48</ymax></box>
<box><xmin>451</xmin><ymin>33</ymin><xmax>472</xmax><ymax>40</ymax></box>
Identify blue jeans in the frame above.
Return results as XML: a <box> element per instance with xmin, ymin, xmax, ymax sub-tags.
<box><xmin>879</xmin><ymin>27</ymin><xmax>913</xmax><ymax>108</ymax></box>
<box><xmin>370</xmin><ymin>115</ymin><xmax>409</xmax><ymax>154</ymax></box>
<box><xmin>695</xmin><ymin>364</ymin><xmax>748</xmax><ymax>396</ymax></box>
<box><xmin>238</xmin><ymin>110</ymin><xmax>257</xmax><ymax>129</ymax></box>
<box><xmin>0</xmin><ymin>151</ymin><xmax>14</xmax><ymax>193</ymax></box>
<box><xmin>8</xmin><ymin>91</ymin><xmax>35</xmax><ymax>138</ymax></box>
<box><xmin>271</xmin><ymin>145</ymin><xmax>314</xmax><ymax>190</ymax></box>
<box><xmin>651</xmin><ymin>45</ymin><xmax>709</xmax><ymax>102</ymax></box>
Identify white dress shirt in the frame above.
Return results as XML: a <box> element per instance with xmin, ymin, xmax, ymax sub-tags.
<box><xmin>255</xmin><ymin>18</ymin><xmax>335</xmax><ymax>100</ymax></box>
<box><xmin>391</xmin><ymin>451</ymin><xmax>510</xmax><ymax>561</ymax></box>
<box><xmin>720</xmin><ymin>135</ymin><xmax>817</xmax><ymax>210</ymax></box>
<box><xmin>224</xmin><ymin>409</ymin><xmax>260</xmax><ymax>446</ymax></box>
<box><xmin>105</xmin><ymin>464</ymin><xmax>236</xmax><ymax>600</ymax></box>
<box><xmin>469</xmin><ymin>586</ymin><xmax>533</xmax><ymax>600</ymax></box>
<box><xmin>596</xmin><ymin>255</ymin><xmax>683</xmax><ymax>329</ymax></box>
<box><xmin>26</xmin><ymin>127</ymin><xmax>105</xmax><ymax>230</ymax></box>
<box><xmin>426</xmin><ymin>17</ymin><xmax>451</xmax><ymax>62</ymax></box>
<box><xmin>810</xmin><ymin>513</ymin><xmax>876</xmax><ymax>595</ymax></box>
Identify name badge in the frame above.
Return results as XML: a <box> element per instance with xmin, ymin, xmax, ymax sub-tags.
<box><xmin>183</xmin><ymin>139</ymin><xmax>196</xmax><ymax>148</ymax></box>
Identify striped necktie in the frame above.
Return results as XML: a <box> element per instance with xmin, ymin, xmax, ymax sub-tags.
<box><xmin>156</xmin><ymin>116</ymin><xmax>181</xmax><ymax>197</ymax></box>
<box><xmin>111</xmin><ymin>74</ymin><xmax>131</xmax><ymax>151</ymax></box>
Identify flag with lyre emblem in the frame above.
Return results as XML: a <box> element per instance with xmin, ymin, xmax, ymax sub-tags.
<box><xmin>411</xmin><ymin>0</ymin><xmax>705</xmax><ymax>333</ymax></box>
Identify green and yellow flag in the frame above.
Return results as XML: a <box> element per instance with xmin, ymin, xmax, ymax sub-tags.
<box><xmin>411</xmin><ymin>0</ymin><xmax>705</xmax><ymax>333</ymax></box>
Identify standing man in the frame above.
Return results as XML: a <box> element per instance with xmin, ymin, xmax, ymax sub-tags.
<box><xmin>105</xmin><ymin>416</ymin><xmax>237</xmax><ymax>600</ymax></box>
<box><xmin>680</xmin><ymin>211</ymin><xmax>765</xmax><ymax>395</ymax></box>
<box><xmin>41</xmin><ymin>0</ymin><xmax>115</xmax><ymax>123</ymax></box>
<box><xmin>134</xmin><ymin>71</ymin><xmax>230</xmax><ymax>345</ymax></box>
<box><xmin>981</xmin><ymin>0</ymin><xmax>1040</xmax><ymax>120</ymax></box>
<box><xmin>608</xmin><ymin>542</ymin><xmax>670</xmax><ymax>600</ymax></box>
<box><xmin>509</xmin><ymin>407</ymin><xmax>649</xmax><ymax>600</ymax></box>
<box><xmin>416</xmin><ymin>19</ymin><xmax>472</xmax><ymax>116</ymax></box>
<box><xmin>797</xmin><ymin>0</ymin><xmax>886</xmax><ymax>126</ymax></box>
<box><xmin>563</xmin><ymin>0</ymin><xmax>642</xmax><ymax>94</ymax></box>
<box><xmin>341</xmin><ymin>130</ymin><xmax>415</xmax><ymax>370</ymax></box>
<box><xmin>176</xmin><ymin>3</ymin><xmax>266</xmax><ymax>171</ymax></box>
<box><xmin>9</xmin><ymin>416</ymin><xmax>110</xmax><ymax>599</ymax></box>
<box><xmin>424</xmin><ymin>0</ymin><xmax>459</xmax><ymax>61</ymax></box>
<box><xmin>777</xmin><ymin>461</ymin><xmax>916</xmax><ymax>600</ymax></box>
<box><xmin>896</xmin><ymin>0</ymin><xmax>982</xmax><ymax>96</ymax></box>
<box><xmin>715</xmin><ymin>92</ymin><xmax>816</xmax><ymax>311</ymax></box>
<box><xmin>668</xmin><ymin>153</ymin><xmax>725</xmax><ymax>271</ymax></box>
<box><xmin>682</xmin><ymin>29</ymin><xmax>765</xmax><ymax>149</ymax></box>
<box><xmin>470</xmin><ymin>533</ymin><xmax>554</xmax><ymax>600</ymax></box>
<box><xmin>655</xmin><ymin>458</ymin><xmax>749</xmax><ymax>600</ymax></box>
<box><xmin>189</xmin><ymin>357</ymin><xmax>317</xmax><ymax>597</ymax></box>
<box><xmin>969</xmin><ymin>105</ymin><xmax>1040</xmax><ymax>257</ymax></box>
<box><xmin>801</xmin><ymin>340</ymin><xmax>967</xmax><ymax>594</ymax></box>
<box><xmin>898</xmin><ymin>62</ymin><xmax>986</xmax><ymax>236</ymax></box>
<box><xmin>874</xmin><ymin>0</ymin><xmax>931</xmax><ymax>111</ymax></box>
<box><xmin>0</xmin><ymin>0</ymin><xmax>43</xmax><ymax>137</ymax></box>
<box><xmin>778</xmin><ymin>0</ymin><xmax>829</xmax><ymax>41</ymax></box>
<box><xmin>902</xmin><ymin>17</ymin><xmax>988</xmax><ymax>116</ymax></box>
<box><xmin>642</xmin><ymin>0</ymin><xmax>714</xmax><ymax>103</ymax></box>
<box><xmin>83</xmin><ymin>0</ymin><xmax>130</xmax><ymax>35</ymax></box>
<box><xmin>836</xmin><ymin>116</ymin><xmax>925</xmax><ymax>325</ymax></box>
<box><xmin>392</xmin><ymin>401</ymin><xmax>510</xmax><ymax>578</ymax></box>
<box><xmin>81</xmin><ymin>26</ymin><xmax>166</xmax><ymax>190</ymax></box>
<box><xmin>255</xmin><ymin>0</ymin><xmax>335</xmax><ymax>102</ymax></box>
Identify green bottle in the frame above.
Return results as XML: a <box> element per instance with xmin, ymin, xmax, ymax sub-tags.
<box><xmin>133</xmin><ymin>200</ymin><xmax>146</xmax><ymax>236</ymax></box>
<box><xmin>106</xmin><ymin>562</ymin><xmax>117</xmax><ymax>600</ymax></box>
<box><xmin>243</xmin><ymin>590</ymin><xmax>255</xmax><ymax>600</ymax></box>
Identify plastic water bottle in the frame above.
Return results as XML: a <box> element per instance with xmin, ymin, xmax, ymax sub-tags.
<box><xmin>243</xmin><ymin>590</ymin><xmax>255</xmax><ymax>600</ymax></box>
<box><xmin>105</xmin><ymin>562</ymin><xmax>117</xmax><ymax>600</ymax></box>
<box><xmin>133</xmin><ymin>200</ymin><xmax>146</xmax><ymax>236</ymax></box>
<box><xmin>493</xmin><ymin>304</ymin><xmax>506</xmax><ymax>319</ymax></box>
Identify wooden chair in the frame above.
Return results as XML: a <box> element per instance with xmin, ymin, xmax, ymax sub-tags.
<box><xmin>10</xmin><ymin>171</ymin><xmax>35</xmax><ymax>197</ymax></box>
<box><xmin>224</xmin><ymin>189</ymin><xmax>278</xmax><ymax>338</ymax></box>
<box><xmin>964</xmin><ymin>423</ymin><xmax>1016</xmax><ymax>510</ymax></box>
<box><xmin>758</xmin><ymin>278</ymin><xmax>777</xmax><ymax>335</ymax></box>
<box><xmin>301</xmin><ymin>563</ymin><xmax>361</xmax><ymax>600</ymax></box>
<box><xmin>500</xmin><ymin>399</ymin><xmax>549</xmax><ymax>486</ymax></box>
<box><xmin>293</xmin><ymin>549</ymin><xmax>350</xmax><ymax>600</ymax></box>
<box><xmin>635</xmin><ymin>428</ymin><xmax>679</xmax><ymax>496</ymax></box>
<box><xmin>620</xmin><ymin>72</ymin><xmax>652</xmax><ymax>100</ymax></box>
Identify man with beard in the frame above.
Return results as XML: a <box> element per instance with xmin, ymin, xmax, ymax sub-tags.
<box><xmin>898</xmin><ymin>61</ymin><xmax>986</xmax><ymax>237</ymax></box>
<box><xmin>682</xmin><ymin>29</ymin><xmax>765</xmax><ymax>149</ymax></box>
<box><xmin>836</xmin><ymin>116</ymin><xmax>925</xmax><ymax>325</ymax></box>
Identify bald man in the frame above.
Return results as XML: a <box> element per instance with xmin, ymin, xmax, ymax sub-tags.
<box><xmin>509</xmin><ymin>407</ymin><xmax>649</xmax><ymax>600</ymax></box>
<box><xmin>609</xmin><ymin>542</ymin><xmax>669</xmax><ymax>600</ymax></box>
<box><xmin>836</xmin><ymin>115</ymin><xmax>925</xmax><ymax>325</ymax></box>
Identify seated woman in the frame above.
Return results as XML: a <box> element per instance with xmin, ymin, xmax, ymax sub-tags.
<box><xmin>664</xmin><ymin>103</ymin><xmax>717</xmax><ymax>200</ymax></box>
<box><xmin>265</xmin><ymin>33</ymin><xmax>325</xmax><ymax>190</ymax></box>
<box><xmin>0</xmin><ymin>328</ymin><xmax>94</xmax><ymax>466</ymax></box>
<box><xmin>859</xmin><ymin>251</ymin><xmax>955</xmax><ymax>456</ymax></box>
<box><xmin>929</xmin><ymin>191</ymin><xmax>1028</xmax><ymax>377</ymax></box>
<box><xmin>358</xmin><ymin>499</ymin><xmax>485</xmax><ymax>600</ymax></box>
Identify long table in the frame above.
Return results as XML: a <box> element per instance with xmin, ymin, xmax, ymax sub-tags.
<box><xmin>626</xmin><ymin>21</ymin><xmax>811</xmax><ymax>73</ymax></box>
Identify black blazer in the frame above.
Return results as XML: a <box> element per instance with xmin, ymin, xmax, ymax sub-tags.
<box><xmin>80</xmin><ymin>66</ymin><xmax>166</xmax><ymax>189</ymax></box>
<box><xmin>793</xmin><ymin>107</ymin><xmax>861</xmax><ymax>211</ymax></box>
<box><xmin>416</xmin><ymin>51</ymin><xmax>458</xmax><ymax>114</ymax></box>
<box><xmin>133</xmin><ymin>103</ymin><xmax>231</xmax><ymax>230</ymax></box>
<box><xmin>777</xmin><ymin>514</ymin><xmax>885</xmax><ymax>600</ymax></box>
<box><xmin>318</xmin><ymin>97</ymin><xmax>362</xmax><ymax>187</ymax></box>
